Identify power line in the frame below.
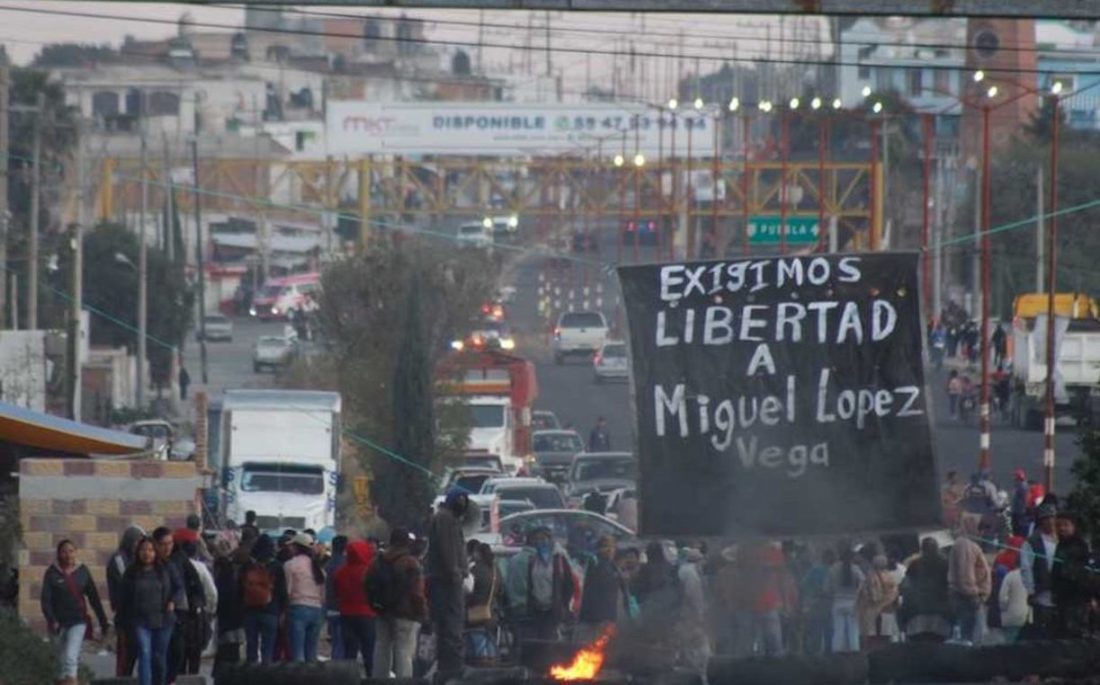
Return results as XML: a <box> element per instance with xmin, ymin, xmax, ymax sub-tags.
<box><xmin>221</xmin><ymin>2</ymin><xmax>1100</xmax><ymax>62</ymax></box>
<box><xmin>1</xmin><ymin>3</ymin><xmax>1093</xmax><ymax>78</ymax></box>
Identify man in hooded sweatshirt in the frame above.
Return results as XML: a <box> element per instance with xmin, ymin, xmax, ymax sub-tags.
<box><xmin>107</xmin><ymin>525</ymin><xmax>144</xmax><ymax>677</ymax></box>
<box><xmin>948</xmin><ymin>515</ymin><xmax>991</xmax><ymax>644</ymax></box>
<box><xmin>427</xmin><ymin>489</ymin><xmax>469</xmax><ymax>682</ymax></box>
<box><xmin>334</xmin><ymin>539</ymin><xmax>377</xmax><ymax>675</ymax></box>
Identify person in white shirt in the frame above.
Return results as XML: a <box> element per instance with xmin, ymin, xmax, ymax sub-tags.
<box><xmin>998</xmin><ymin>566</ymin><xmax>1029</xmax><ymax>642</ymax></box>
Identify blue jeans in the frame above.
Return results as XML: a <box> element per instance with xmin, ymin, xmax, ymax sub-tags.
<box><xmin>135</xmin><ymin>624</ymin><xmax>172</xmax><ymax>685</ymax></box>
<box><xmin>327</xmin><ymin>613</ymin><xmax>345</xmax><ymax>660</ymax></box>
<box><xmin>243</xmin><ymin>611</ymin><xmax>279</xmax><ymax>663</ymax></box>
<box><xmin>832</xmin><ymin>598</ymin><xmax>859</xmax><ymax>653</ymax></box>
<box><xmin>288</xmin><ymin>604</ymin><xmax>325</xmax><ymax>662</ymax></box>
<box><xmin>56</xmin><ymin>623</ymin><xmax>86</xmax><ymax>679</ymax></box>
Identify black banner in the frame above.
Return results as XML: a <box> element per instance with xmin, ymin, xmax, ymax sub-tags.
<box><xmin>618</xmin><ymin>253</ymin><xmax>940</xmax><ymax>538</ymax></box>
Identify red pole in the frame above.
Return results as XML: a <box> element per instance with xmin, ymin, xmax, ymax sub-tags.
<box><xmin>687</xmin><ymin>116</ymin><xmax>695</xmax><ymax>259</ymax></box>
<box><xmin>1044</xmin><ymin>96</ymin><xmax>1060</xmax><ymax>493</ymax></box>
<box><xmin>711</xmin><ymin>113</ymin><xmax>720</xmax><ymax>258</ymax></box>
<box><xmin>779</xmin><ymin>110</ymin><xmax>789</xmax><ymax>255</ymax></box>
<box><xmin>979</xmin><ymin>105</ymin><xmax>992</xmax><ymax>472</ymax></box>
<box><xmin>742</xmin><ymin>114</ymin><xmax>751</xmax><ymax>256</ymax></box>
<box><xmin>633</xmin><ymin>118</ymin><xmax>641</xmax><ymax>264</ymax></box>
<box><xmin>817</xmin><ymin>116</ymin><xmax>827</xmax><ymax>252</ymax></box>
<box><xmin>922</xmin><ymin>113</ymin><xmax>934</xmax><ymax>321</ymax></box>
<box><xmin>869</xmin><ymin>119</ymin><xmax>880</xmax><ymax>251</ymax></box>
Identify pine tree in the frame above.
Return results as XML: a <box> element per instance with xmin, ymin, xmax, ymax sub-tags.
<box><xmin>1067</xmin><ymin>427</ymin><xmax>1100</xmax><ymax>549</ymax></box>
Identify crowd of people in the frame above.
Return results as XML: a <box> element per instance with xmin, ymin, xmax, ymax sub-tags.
<box><xmin>38</xmin><ymin>480</ymin><xmax>1100</xmax><ymax>685</ymax></box>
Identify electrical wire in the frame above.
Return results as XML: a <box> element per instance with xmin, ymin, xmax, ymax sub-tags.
<box><xmin>0</xmin><ymin>3</ymin><xmax>1094</xmax><ymax>78</ymax></box>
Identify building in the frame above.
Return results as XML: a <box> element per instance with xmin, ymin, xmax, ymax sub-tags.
<box><xmin>1035</xmin><ymin>20</ymin><xmax>1100</xmax><ymax>130</ymax></box>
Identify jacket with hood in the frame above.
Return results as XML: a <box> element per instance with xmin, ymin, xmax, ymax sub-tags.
<box><xmin>239</xmin><ymin>535</ymin><xmax>288</xmax><ymax>616</ymax></box>
<box><xmin>427</xmin><ymin>495</ymin><xmax>467</xmax><ymax>586</ymax></box>
<box><xmin>41</xmin><ymin>563</ymin><xmax>109</xmax><ymax>631</ymax></box>
<box><xmin>579</xmin><ymin>555</ymin><xmax>627</xmax><ymax>625</ymax></box>
<box><xmin>948</xmin><ymin>519</ymin><xmax>991</xmax><ymax>599</ymax></box>
<box><xmin>324</xmin><ymin>545</ymin><xmax>347</xmax><ymax>612</ymax></box>
<box><xmin>1052</xmin><ymin>533</ymin><xmax>1093</xmax><ymax>608</ymax></box>
<box><xmin>107</xmin><ymin>526</ymin><xmax>144</xmax><ymax>616</ymax></box>
<box><xmin>333</xmin><ymin>540</ymin><xmax>377</xmax><ymax>617</ymax></box>
<box><xmin>381</xmin><ymin>546</ymin><xmax>428</xmax><ymax>623</ymax></box>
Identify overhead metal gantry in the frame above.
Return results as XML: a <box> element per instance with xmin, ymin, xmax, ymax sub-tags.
<box><xmin>95</xmin><ymin>154</ymin><xmax>881</xmax><ymax>254</ymax></box>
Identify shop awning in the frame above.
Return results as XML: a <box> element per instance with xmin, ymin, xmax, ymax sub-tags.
<box><xmin>0</xmin><ymin>401</ymin><xmax>148</xmax><ymax>456</ymax></box>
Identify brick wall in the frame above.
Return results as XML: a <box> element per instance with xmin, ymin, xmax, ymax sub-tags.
<box><xmin>18</xmin><ymin>459</ymin><xmax>203</xmax><ymax>631</ymax></box>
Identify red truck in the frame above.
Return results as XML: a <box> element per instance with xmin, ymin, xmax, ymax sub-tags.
<box><xmin>437</xmin><ymin>349</ymin><xmax>539</xmax><ymax>474</ymax></box>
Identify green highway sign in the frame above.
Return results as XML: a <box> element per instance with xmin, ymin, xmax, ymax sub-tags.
<box><xmin>748</xmin><ymin>216</ymin><xmax>820</xmax><ymax>245</ymax></box>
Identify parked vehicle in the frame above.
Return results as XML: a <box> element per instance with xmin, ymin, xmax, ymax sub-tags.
<box><xmin>488</xmin><ymin>214</ymin><xmax>520</xmax><ymax>239</ymax></box>
<box><xmin>563</xmin><ymin>452</ymin><xmax>637</xmax><ymax>507</ymax></box>
<box><xmin>593</xmin><ymin>340</ymin><xmax>629</xmax><ymax>383</ymax></box>
<box><xmin>480</xmin><ymin>477</ymin><xmax>566</xmax><ymax>510</ymax></box>
<box><xmin>437</xmin><ymin>349</ymin><xmax>538</xmax><ymax>475</ymax></box>
<box><xmin>129</xmin><ymin>419</ymin><xmax>176</xmax><ymax>460</ymax></box>
<box><xmin>252</xmin><ymin>336</ymin><xmax>298</xmax><ymax>372</ymax></box>
<box><xmin>499</xmin><ymin>509</ymin><xmax>640</xmax><ymax>560</ymax></box>
<box><xmin>1010</xmin><ymin>293</ymin><xmax>1100</xmax><ymax>429</ymax></box>
<box><xmin>250</xmin><ymin>273</ymin><xmax>320</xmax><ymax>320</ymax></box>
<box><xmin>457</xmin><ymin>221</ymin><xmax>494</xmax><ymax>248</ymax></box>
<box><xmin>531</xmin><ymin>429</ymin><xmax>585</xmax><ymax>482</ymax></box>
<box><xmin>553</xmin><ymin>311</ymin><xmax>609</xmax><ymax>364</ymax></box>
<box><xmin>219</xmin><ymin>390</ymin><xmax>342</xmax><ymax>532</ymax></box>
<box><xmin>439</xmin><ymin>466</ymin><xmax>501</xmax><ymax>496</ymax></box>
<box><xmin>197</xmin><ymin>314</ymin><xmax>234</xmax><ymax>342</ymax></box>
<box><xmin>532</xmin><ymin>410</ymin><xmax>561</xmax><ymax>431</ymax></box>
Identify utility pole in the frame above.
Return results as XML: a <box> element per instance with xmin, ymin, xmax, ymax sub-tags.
<box><xmin>190</xmin><ymin>138</ymin><xmax>208</xmax><ymax>384</ymax></box>
<box><xmin>137</xmin><ymin>132</ymin><xmax>148</xmax><ymax>407</ymax></box>
<box><xmin>162</xmin><ymin>133</ymin><xmax>175</xmax><ymax>263</ymax></box>
<box><xmin>70</xmin><ymin>119</ymin><xmax>85</xmax><ymax>420</ymax></box>
<box><xmin>1035</xmin><ymin>166</ymin><xmax>1044</xmax><ymax>293</ymax></box>
<box><xmin>28</xmin><ymin>91</ymin><xmax>44</xmax><ymax>330</ymax></box>
<box><xmin>0</xmin><ymin>47</ymin><xmax>10</xmax><ymax>328</ymax></box>
<box><xmin>544</xmin><ymin>11</ymin><xmax>551</xmax><ymax>77</ymax></box>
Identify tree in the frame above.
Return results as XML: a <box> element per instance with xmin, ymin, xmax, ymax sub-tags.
<box><xmin>317</xmin><ymin>238</ymin><xmax>495</xmax><ymax>527</ymax></box>
<box><xmin>6</xmin><ymin>68</ymin><xmax>78</xmax><ymax>330</ymax></box>
<box><xmin>1067</xmin><ymin>427</ymin><xmax>1100</xmax><ymax>549</ymax></box>
<box><xmin>63</xmin><ymin>223</ymin><xmax>194</xmax><ymax>394</ymax></box>
<box><xmin>31</xmin><ymin>43</ymin><xmax>119</xmax><ymax>69</ymax></box>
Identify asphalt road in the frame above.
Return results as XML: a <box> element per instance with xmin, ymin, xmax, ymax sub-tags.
<box><xmin>507</xmin><ymin>231</ymin><xmax>1083</xmax><ymax>496</ymax></box>
<box><xmin>180</xmin><ymin>315</ymin><xmax>282</xmax><ymax>403</ymax></box>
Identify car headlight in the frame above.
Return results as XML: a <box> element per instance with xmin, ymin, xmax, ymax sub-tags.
<box><xmin>249</xmin><ymin>307</ymin><xmax>257</xmax><ymax>316</ymax></box>
<box><xmin>450</xmin><ymin>340</ymin><xmax>464</xmax><ymax>351</ymax></box>
<box><xmin>500</xmin><ymin>338</ymin><xmax>516</xmax><ymax>350</ymax></box>
<box><xmin>508</xmin><ymin>215</ymin><xmax>519</xmax><ymax>228</ymax></box>
<box><xmin>271</xmin><ymin>307</ymin><xmax>279</xmax><ymax>315</ymax></box>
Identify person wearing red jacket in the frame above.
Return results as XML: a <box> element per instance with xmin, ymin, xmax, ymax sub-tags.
<box><xmin>334</xmin><ymin>540</ymin><xmax>378</xmax><ymax>675</ymax></box>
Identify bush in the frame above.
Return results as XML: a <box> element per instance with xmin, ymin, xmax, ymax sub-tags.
<box><xmin>0</xmin><ymin>607</ymin><xmax>59</xmax><ymax>685</ymax></box>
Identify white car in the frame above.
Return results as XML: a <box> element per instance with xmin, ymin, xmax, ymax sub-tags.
<box><xmin>553</xmin><ymin>311</ymin><xmax>609</xmax><ymax>364</ymax></box>
<box><xmin>593</xmin><ymin>340</ymin><xmax>629</xmax><ymax>382</ymax></box>
<box><xmin>456</xmin><ymin>221</ymin><xmax>493</xmax><ymax>248</ymax></box>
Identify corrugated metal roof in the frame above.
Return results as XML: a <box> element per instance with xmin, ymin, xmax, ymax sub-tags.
<box><xmin>0</xmin><ymin>402</ymin><xmax>148</xmax><ymax>456</ymax></box>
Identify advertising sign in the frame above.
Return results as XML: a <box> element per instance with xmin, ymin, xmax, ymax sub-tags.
<box><xmin>618</xmin><ymin>253</ymin><xmax>939</xmax><ymax>538</ymax></box>
<box><xmin>327</xmin><ymin>101</ymin><xmax>717</xmax><ymax>156</ymax></box>
<box><xmin>749</xmin><ymin>216</ymin><xmax>820</xmax><ymax>244</ymax></box>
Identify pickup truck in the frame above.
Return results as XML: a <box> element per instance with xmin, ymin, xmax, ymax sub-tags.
<box><xmin>553</xmin><ymin>311</ymin><xmax>609</xmax><ymax>364</ymax></box>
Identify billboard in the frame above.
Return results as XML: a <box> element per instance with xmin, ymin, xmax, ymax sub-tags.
<box><xmin>326</xmin><ymin>101</ymin><xmax>717</xmax><ymax>156</ymax></box>
<box><xmin>618</xmin><ymin>253</ymin><xmax>940</xmax><ymax>538</ymax></box>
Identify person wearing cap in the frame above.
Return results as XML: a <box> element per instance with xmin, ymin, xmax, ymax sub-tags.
<box><xmin>284</xmin><ymin>532</ymin><xmax>326</xmax><ymax>661</ymax></box>
<box><xmin>1011</xmin><ymin>470</ymin><xmax>1031</xmax><ymax>537</ymax></box>
<box><xmin>427</xmin><ymin>488</ymin><xmax>470</xmax><ymax>682</ymax></box>
<box><xmin>185</xmin><ymin>514</ymin><xmax>214</xmax><ymax>564</ymax></box>
<box><xmin>1020</xmin><ymin>499</ymin><xmax>1059</xmax><ymax>638</ymax></box>
<box><xmin>1052</xmin><ymin>511</ymin><xmax>1092</xmax><ymax>638</ymax></box>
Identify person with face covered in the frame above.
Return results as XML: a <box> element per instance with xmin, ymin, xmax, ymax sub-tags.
<box><xmin>578</xmin><ymin>536</ymin><xmax>629</xmax><ymax>642</ymax></box>
<box><xmin>525</xmin><ymin>527</ymin><xmax>576</xmax><ymax>641</ymax></box>
<box><xmin>427</xmin><ymin>488</ymin><xmax>470</xmax><ymax>682</ymax></box>
<box><xmin>1051</xmin><ymin>512</ymin><xmax>1092</xmax><ymax>638</ymax></box>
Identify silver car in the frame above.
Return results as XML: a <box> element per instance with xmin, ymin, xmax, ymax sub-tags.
<box><xmin>252</xmin><ymin>336</ymin><xmax>297</xmax><ymax>373</ymax></box>
<box><xmin>197</xmin><ymin>314</ymin><xmax>233</xmax><ymax>342</ymax></box>
<box><xmin>593</xmin><ymin>340</ymin><xmax>629</xmax><ymax>382</ymax></box>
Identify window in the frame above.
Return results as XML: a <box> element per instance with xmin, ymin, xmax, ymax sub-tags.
<box><xmin>858</xmin><ymin>65</ymin><xmax>871</xmax><ymax>80</ymax></box>
<box><xmin>496</xmin><ymin>486</ymin><xmax>564</xmax><ymax>509</ymax></box>
<box><xmin>934</xmin><ymin>69</ymin><xmax>951</xmax><ymax>93</ymax></box>
<box><xmin>241</xmin><ymin>464</ymin><xmax>324</xmax><ymax>494</ymax></box>
<box><xmin>469</xmin><ymin>404</ymin><xmax>505</xmax><ymax>428</ymax></box>
<box><xmin>571</xmin><ymin>457</ymin><xmax>637</xmax><ymax>482</ymax></box>
<box><xmin>560</xmin><ymin>312</ymin><xmax>605</xmax><ymax>328</ymax></box>
<box><xmin>533</xmin><ymin>433</ymin><xmax>583</xmax><ymax>453</ymax></box>
<box><xmin>602</xmin><ymin>344</ymin><xmax>627</xmax><ymax>358</ymax></box>
<box><xmin>908</xmin><ymin>69</ymin><xmax>924</xmax><ymax>96</ymax></box>
<box><xmin>148</xmin><ymin>91</ymin><xmax>181</xmax><ymax>116</ymax></box>
<box><xmin>91</xmin><ymin>91</ymin><xmax>120</xmax><ymax>118</ymax></box>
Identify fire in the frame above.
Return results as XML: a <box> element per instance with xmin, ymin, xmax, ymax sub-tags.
<box><xmin>549</xmin><ymin>625</ymin><xmax>616</xmax><ymax>681</ymax></box>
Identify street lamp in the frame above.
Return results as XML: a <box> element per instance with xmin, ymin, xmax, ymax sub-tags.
<box><xmin>668</xmin><ymin>98</ymin><xmax>678</xmax><ymax>111</ymax></box>
<box><xmin>114</xmin><ymin>252</ymin><xmax>136</xmax><ymax>270</ymax></box>
<box><xmin>613</xmin><ymin>154</ymin><xmax>625</xmax><ymax>168</ymax></box>
<box><xmin>789</xmin><ymin>97</ymin><xmax>801</xmax><ymax>110</ymax></box>
<box><xmin>633</xmin><ymin>153</ymin><xmax>646</xmax><ymax>167</ymax></box>
<box><xmin>872</xmin><ymin>101</ymin><xmax>884</xmax><ymax>114</ymax></box>
<box><xmin>832</xmin><ymin>97</ymin><xmax>843</xmax><ymax>110</ymax></box>
<box><xmin>811</xmin><ymin>97</ymin><xmax>822</xmax><ymax>110</ymax></box>
<box><xmin>861</xmin><ymin>85</ymin><xmax>872</xmax><ymax>98</ymax></box>
<box><xmin>986</xmin><ymin>85</ymin><xmax>999</xmax><ymax>98</ymax></box>
<box><xmin>973</xmin><ymin>70</ymin><xmax>985</xmax><ymax>83</ymax></box>
<box><xmin>693</xmin><ymin>97</ymin><xmax>704</xmax><ymax>111</ymax></box>
<box><xmin>728</xmin><ymin>97</ymin><xmax>740</xmax><ymax>112</ymax></box>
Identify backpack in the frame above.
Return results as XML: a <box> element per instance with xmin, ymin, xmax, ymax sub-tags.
<box><xmin>365</xmin><ymin>556</ymin><xmax>400</xmax><ymax>615</ymax></box>
<box><xmin>242</xmin><ymin>561</ymin><xmax>274</xmax><ymax>609</ymax></box>
<box><xmin>178</xmin><ymin>557</ymin><xmax>206</xmax><ymax>612</ymax></box>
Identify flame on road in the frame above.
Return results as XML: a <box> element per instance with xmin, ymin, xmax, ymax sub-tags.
<box><xmin>549</xmin><ymin>625</ymin><xmax>616</xmax><ymax>681</ymax></box>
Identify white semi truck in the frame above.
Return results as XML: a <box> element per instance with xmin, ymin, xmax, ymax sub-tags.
<box><xmin>1011</xmin><ymin>294</ymin><xmax>1100</xmax><ymax>429</ymax></box>
<box><xmin>219</xmin><ymin>389</ymin><xmax>342</xmax><ymax>531</ymax></box>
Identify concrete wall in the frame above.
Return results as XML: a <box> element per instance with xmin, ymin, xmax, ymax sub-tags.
<box><xmin>18</xmin><ymin>459</ymin><xmax>203</xmax><ymax>631</ymax></box>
